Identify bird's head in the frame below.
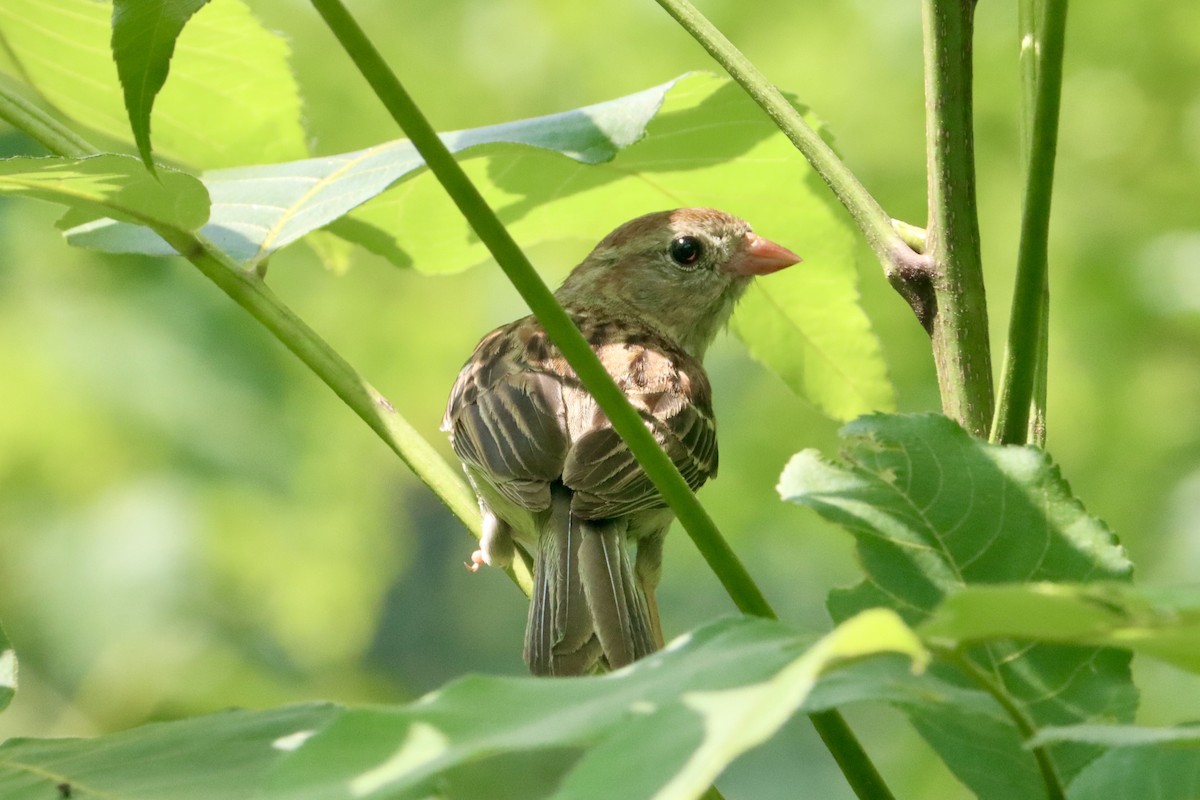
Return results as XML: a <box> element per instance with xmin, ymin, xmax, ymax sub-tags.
<box><xmin>555</xmin><ymin>208</ymin><xmax>800</xmax><ymax>358</ymax></box>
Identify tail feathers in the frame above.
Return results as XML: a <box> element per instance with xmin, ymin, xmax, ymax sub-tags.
<box><xmin>577</xmin><ymin>518</ymin><xmax>656</xmax><ymax>670</ymax></box>
<box><xmin>523</xmin><ymin>486</ymin><xmax>657</xmax><ymax>676</ymax></box>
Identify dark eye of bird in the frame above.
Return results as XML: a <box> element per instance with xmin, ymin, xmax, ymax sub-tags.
<box><xmin>668</xmin><ymin>235</ymin><xmax>704</xmax><ymax>267</ymax></box>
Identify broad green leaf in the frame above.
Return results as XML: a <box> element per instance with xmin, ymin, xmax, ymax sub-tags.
<box><xmin>923</xmin><ymin>582</ymin><xmax>1200</xmax><ymax>674</ymax></box>
<box><xmin>0</xmin><ymin>619</ymin><xmax>15</xmax><ymax>714</ymax></box>
<box><xmin>265</xmin><ymin>611</ymin><xmax>925</xmax><ymax>800</ymax></box>
<box><xmin>779</xmin><ymin>413</ymin><xmax>1137</xmax><ymax>793</ymax></box>
<box><xmin>63</xmin><ymin>73</ymin><xmax>894</xmax><ymax>420</ymax></box>
<box><xmin>1049</xmin><ymin>726</ymin><xmax>1200</xmax><ymax>800</ymax></box>
<box><xmin>0</xmin><ymin>0</ymin><xmax>305</xmax><ymax>168</ymax></box>
<box><xmin>112</xmin><ymin>0</ymin><xmax>211</xmax><ymax>169</ymax></box>
<box><xmin>65</xmin><ymin>77</ymin><xmax>682</xmax><ymax>267</ymax></box>
<box><xmin>0</xmin><ymin>704</ymin><xmax>341</xmax><ymax>800</ymax></box>
<box><xmin>0</xmin><ymin>155</ymin><xmax>208</xmax><ymax>233</ymax></box>
<box><xmin>0</xmin><ymin>614</ymin><xmax>926</xmax><ymax>800</ymax></box>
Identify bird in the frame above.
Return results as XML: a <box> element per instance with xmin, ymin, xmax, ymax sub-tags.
<box><xmin>442</xmin><ymin>208</ymin><xmax>800</xmax><ymax>675</ymax></box>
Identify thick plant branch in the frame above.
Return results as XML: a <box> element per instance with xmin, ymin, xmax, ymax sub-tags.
<box><xmin>992</xmin><ymin>0</ymin><xmax>1067</xmax><ymax>445</ymax></box>
<box><xmin>652</xmin><ymin>0</ymin><xmax>935</xmax><ymax>329</ymax></box>
<box><xmin>922</xmin><ymin>0</ymin><xmax>995</xmax><ymax>437</ymax></box>
<box><xmin>0</xmin><ymin>80</ymin><xmax>533</xmax><ymax>593</ymax></box>
<box><xmin>308</xmin><ymin>0</ymin><xmax>775</xmax><ymax>620</ymax></box>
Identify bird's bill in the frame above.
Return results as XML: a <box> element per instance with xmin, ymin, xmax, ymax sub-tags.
<box><xmin>730</xmin><ymin>233</ymin><xmax>802</xmax><ymax>276</ymax></box>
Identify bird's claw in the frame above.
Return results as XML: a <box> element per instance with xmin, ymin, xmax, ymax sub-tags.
<box><xmin>464</xmin><ymin>550</ymin><xmax>486</xmax><ymax>573</ymax></box>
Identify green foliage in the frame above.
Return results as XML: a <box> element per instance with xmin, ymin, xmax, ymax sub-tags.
<box><xmin>111</xmin><ymin>0</ymin><xmax>211</xmax><ymax>169</ymax></box>
<box><xmin>0</xmin><ymin>613</ymin><xmax>925</xmax><ymax>800</ymax></box>
<box><xmin>0</xmin><ymin>1</ymin><xmax>1198</xmax><ymax>799</ymax></box>
<box><xmin>779</xmin><ymin>414</ymin><xmax>1138</xmax><ymax>792</ymax></box>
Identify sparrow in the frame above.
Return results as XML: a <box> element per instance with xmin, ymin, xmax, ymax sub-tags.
<box><xmin>442</xmin><ymin>208</ymin><xmax>800</xmax><ymax>675</ymax></box>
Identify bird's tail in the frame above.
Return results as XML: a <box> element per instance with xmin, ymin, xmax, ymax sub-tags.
<box><xmin>524</xmin><ymin>484</ymin><xmax>657</xmax><ymax>675</ymax></box>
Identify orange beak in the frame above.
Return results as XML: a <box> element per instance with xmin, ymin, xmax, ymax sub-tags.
<box><xmin>730</xmin><ymin>233</ymin><xmax>802</xmax><ymax>276</ymax></box>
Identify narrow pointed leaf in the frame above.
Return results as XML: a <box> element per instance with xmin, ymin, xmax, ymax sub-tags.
<box><xmin>111</xmin><ymin>0</ymin><xmax>211</xmax><ymax>169</ymax></box>
<box><xmin>0</xmin><ymin>0</ymin><xmax>304</xmax><ymax>168</ymax></box>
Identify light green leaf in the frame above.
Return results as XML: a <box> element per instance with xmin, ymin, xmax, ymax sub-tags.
<box><xmin>0</xmin><ymin>614</ymin><xmax>925</xmax><ymax>800</ymax></box>
<box><xmin>0</xmin><ymin>619</ymin><xmax>15</xmax><ymax>714</ymax></box>
<box><xmin>111</xmin><ymin>0</ymin><xmax>211</xmax><ymax>169</ymax></box>
<box><xmin>0</xmin><ymin>0</ymin><xmax>305</xmax><ymax>168</ymax></box>
<box><xmin>923</xmin><ymin>582</ymin><xmax>1200</xmax><ymax>674</ymax></box>
<box><xmin>0</xmin><ymin>155</ymin><xmax>209</xmax><ymax>233</ymax></box>
<box><xmin>1031</xmin><ymin>723</ymin><xmax>1200</xmax><ymax>749</ymax></box>
<box><xmin>62</xmin><ymin>72</ymin><xmax>893</xmax><ymax>420</ymax></box>
<box><xmin>779</xmin><ymin>413</ymin><xmax>1137</xmax><ymax>793</ymax></box>
<box><xmin>0</xmin><ymin>704</ymin><xmax>341</xmax><ymax>800</ymax></box>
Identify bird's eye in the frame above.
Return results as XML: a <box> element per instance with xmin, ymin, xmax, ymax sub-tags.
<box><xmin>668</xmin><ymin>235</ymin><xmax>704</xmax><ymax>267</ymax></box>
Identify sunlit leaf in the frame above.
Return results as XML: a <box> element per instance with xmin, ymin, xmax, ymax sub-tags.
<box><xmin>111</xmin><ymin>0</ymin><xmax>211</xmax><ymax>169</ymax></box>
<box><xmin>779</xmin><ymin>413</ymin><xmax>1137</xmax><ymax>795</ymax></box>
<box><xmin>0</xmin><ymin>0</ymin><xmax>305</xmax><ymax>168</ymax></box>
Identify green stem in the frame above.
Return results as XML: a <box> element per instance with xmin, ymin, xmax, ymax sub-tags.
<box><xmin>0</xmin><ymin>79</ymin><xmax>533</xmax><ymax>593</ymax></box>
<box><xmin>922</xmin><ymin>0</ymin><xmax>995</xmax><ymax>437</ymax></box>
<box><xmin>992</xmin><ymin>0</ymin><xmax>1066</xmax><ymax>445</ymax></box>
<box><xmin>308</xmin><ymin>0</ymin><xmax>773</xmax><ymax>620</ymax></box>
<box><xmin>652</xmin><ymin>0</ymin><xmax>934</xmax><ymax>326</ymax></box>
<box><xmin>0</xmin><ymin>84</ymin><xmax>98</xmax><ymax>157</ymax></box>
<box><xmin>935</xmin><ymin>647</ymin><xmax>1067</xmax><ymax>800</ymax></box>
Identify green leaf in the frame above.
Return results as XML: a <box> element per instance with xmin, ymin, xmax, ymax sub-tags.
<box><xmin>0</xmin><ymin>704</ymin><xmax>341</xmax><ymax>800</ymax></box>
<box><xmin>62</xmin><ymin>72</ymin><xmax>893</xmax><ymax>420</ymax></box>
<box><xmin>111</xmin><ymin>0</ymin><xmax>211</xmax><ymax>169</ymax></box>
<box><xmin>265</xmin><ymin>611</ymin><xmax>925</xmax><ymax>800</ymax></box>
<box><xmin>0</xmin><ymin>614</ymin><xmax>926</xmax><ymax>799</ymax></box>
<box><xmin>779</xmin><ymin>413</ymin><xmax>1137</xmax><ymax>792</ymax></box>
<box><xmin>0</xmin><ymin>0</ymin><xmax>305</xmax><ymax>168</ymax></box>
<box><xmin>0</xmin><ymin>155</ymin><xmax>209</xmax><ymax>233</ymax></box>
<box><xmin>1060</xmin><ymin>728</ymin><xmax>1200</xmax><ymax>800</ymax></box>
<box><xmin>0</xmin><ymin>619</ymin><xmax>15</xmax><ymax>715</ymax></box>
<box><xmin>923</xmin><ymin>582</ymin><xmax>1200</xmax><ymax>674</ymax></box>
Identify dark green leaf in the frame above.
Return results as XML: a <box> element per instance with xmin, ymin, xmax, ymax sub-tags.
<box><xmin>111</xmin><ymin>0</ymin><xmax>211</xmax><ymax>169</ymax></box>
<box><xmin>779</xmin><ymin>413</ymin><xmax>1137</xmax><ymax>793</ymax></box>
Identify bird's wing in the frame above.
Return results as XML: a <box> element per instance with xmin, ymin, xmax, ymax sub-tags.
<box><xmin>443</xmin><ymin>319</ymin><xmax>568</xmax><ymax>512</ymax></box>
<box><xmin>562</xmin><ymin>338</ymin><xmax>718</xmax><ymax>520</ymax></box>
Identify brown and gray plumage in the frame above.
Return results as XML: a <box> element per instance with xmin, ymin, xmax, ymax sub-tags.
<box><xmin>442</xmin><ymin>208</ymin><xmax>800</xmax><ymax>675</ymax></box>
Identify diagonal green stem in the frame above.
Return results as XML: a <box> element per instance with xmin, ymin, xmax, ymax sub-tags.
<box><xmin>307</xmin><ymin>0</ymin><xmax>773</xmax><ymax>620</ymax></box>
<box><xmin>922</xmin><ymin>0</ymin><xmax>995</xmax><ymax>437</ymax></box>
<box><xmin>992</xmin><ymin>0</ymin><xmax>1067</xmax><ymax>445</ymax></box>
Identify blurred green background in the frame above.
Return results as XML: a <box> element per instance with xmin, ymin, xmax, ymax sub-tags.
<box><xmin>1</xmin><ymin>0</ymin><xmax>1198</xmax><ymax>797</ymax></box>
